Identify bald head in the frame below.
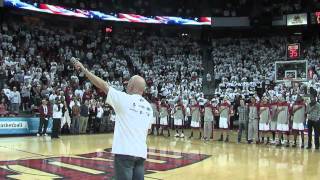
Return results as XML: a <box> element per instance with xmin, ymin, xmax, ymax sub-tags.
<box><xmin>127</xmin><ymin>75</ymin><xmax>146</xmax><ymax>95</ymax></box>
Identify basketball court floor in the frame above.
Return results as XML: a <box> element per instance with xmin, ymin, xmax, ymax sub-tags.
<box><xmin>0</xmin><ymin>131</ymin><xmax>319</xmax><ymax>180</ymax></box>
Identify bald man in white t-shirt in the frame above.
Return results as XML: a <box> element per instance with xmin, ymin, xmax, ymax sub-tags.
<box><xmin>73</xmin><ymin>58</ymin><xmax>153</xmax><ymax>180</ymax></box>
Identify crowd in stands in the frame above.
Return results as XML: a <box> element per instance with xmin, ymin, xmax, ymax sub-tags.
<box><xmin>0</xmin><ymin>18</ymin><xmax>204</xmax><ymax>134</ymax></box>
<box><xmin>1</xmin><ymin>15</ymin><xmax>320</xmax><ymax>147</ymax></box>
<box><xmin>211</xmin><ymin>36</ymin><xmax>320</xmax><ymax>105</ymax></box>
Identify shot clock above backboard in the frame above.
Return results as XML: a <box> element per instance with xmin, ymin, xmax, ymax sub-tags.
<box><xmin>287</xmin><ymin>43</ymin><xmax>300</xmax><ymax>60</ymax></box>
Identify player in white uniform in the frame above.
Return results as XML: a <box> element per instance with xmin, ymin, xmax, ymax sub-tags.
<box><xmin>259</xmin><ymin>97</ymin><xmax>271</xmax><ymax>144</ymax></box>
<box><xmin>218</xmin><ymin>97</ymin><xmax>231</xmax><ymax>142</ymax></box>
<box><xmin>159</xmin><ymin>100</ymin><xmax>170</xmax><ymax>137</ymax></box>
<box><xmin>270</xmin><ymin>97</ymin><xmax>278</xmax><ymax>144</ymax></box>
<box><xmin>291</xmin><ymin>96</ymin><xmax>306</xmax><ymax>148</ymax></box>
<box><xmin>149</xmin><ymin>99</ymin><xmax>159</xmax><ymax>135</ymax></box>
<box><xmin>276</xmin><ymin>97</ymin><xmax>290</xmax><ymax>147</ymax></box>
<box><xmin>173</xmin><ymin>101</ymin><xmax>185</xmax><ymax>138</ymax></box>
<box><xmin>189</xmin><ymin>101</ymin><xmax>202</xmax><ymax>139</ymax></box>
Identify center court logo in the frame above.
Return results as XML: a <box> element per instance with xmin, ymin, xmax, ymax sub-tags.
<box><xmin>0</xmin><ymin>149</ymin><xmax>210</xmax><ymax>179</ymax></box>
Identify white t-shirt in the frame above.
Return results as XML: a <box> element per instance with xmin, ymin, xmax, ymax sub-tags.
<box><xmin>75</xmin><ymin>89</ymin><xmax>84</xmax><ymax>99</ymax></box>
<box><xmin>52</xmin><ymin>104</ymin><xmax>63</xmax><ymax>119</ymax></box>
<box><xmin>96</xmin><ymin>107</ymin><xmax>104</xmax><ymax>118</ymax></box>
<box><xmin>106</xmin><ymin>87</ymin><xmax>153</xmax><ymax>159</ymax></box>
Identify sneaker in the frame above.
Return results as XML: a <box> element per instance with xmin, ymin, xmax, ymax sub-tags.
<box><xmin>248</xmin><ymin>140</ymin><xmax>253</xmax><ymax>144</ymax></box>
<box><xmin>306</xmin><ymin>146</ymin><xmax>312</xmax><ymax>149</ymax></box>
<box><xmin>292</xmin><ymin>144</ymin><xmax>297</xmax><ymax>148</ymax></box>
<box><xmin>180</xmin><ymin>133</ymin><xmax>185</xmax><ymax>138</ymax></box>
<box><xmin>175</xmin><ymin>133</ymin><xmax>180</xmax><ymax>137</ymax></box>
<box><xmin>36</xmin><ymin>133</ymin><xmax>40</xmax><ymax>137</ymax></box>
<box><xmin>44</xmin><ymin>133</ymin><xmax>48</xmax><ymax>136</ymax></box>
<box><xmin>265</xmin><ymin>141</ymin><xmax>270</xmax><ymax>145</ymax></box>
<box><xmin>285</xmin><ymin>143</ymin><xmax>290</xmax><ymax>148</ymax></box>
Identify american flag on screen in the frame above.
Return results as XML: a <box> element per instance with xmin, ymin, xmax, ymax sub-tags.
<box><xmin>5</xmin><ymin>0</ymin><xmax>52</xmax><ymax>13</ymax></box>
<box><xmin>4</xmin><ymin>0</ymin><xmax>212</xmax><ymax>26</ymax></box>
<box><xmin>39</xmin><ymin>4</ymin><xmax>87</xmax><ymax>18</ymax></box>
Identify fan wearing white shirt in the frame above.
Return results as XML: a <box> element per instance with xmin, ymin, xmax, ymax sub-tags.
<box><xmin>74</xmin><ymin>87</ymin><xmax>84</xmax><ymax>100</ymax></box>
<box><xmin>94</xmin><ymin>103</ymin><xmax>104</xmax><ymax>133</ymax></box>
<box><xmin>51</xmin><ymin>98</ymin><xmax>66</xmax><ymax>139</ymax></box>
<box><xmin>73</xmin><ymin>58</ymin><xmax>153</xmax><ymax>180</ymax></box>
<box><xmin>9</xmin><ymin>86</ymin><xmax>21</xmax><ymax>115</ymax></box>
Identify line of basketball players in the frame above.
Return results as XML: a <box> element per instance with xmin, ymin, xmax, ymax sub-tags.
<box><xmin>149</xmin><ymin>95</ymin><xmax>319</xmax><ymax>149</ymax></box>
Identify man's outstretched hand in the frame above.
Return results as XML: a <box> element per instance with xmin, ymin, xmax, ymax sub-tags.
<box><xmin>70</xmin><ymin>57</ymin><xmax>109</xmax><ymax>94</ymax></box>
<box><xmin>71</xmin><ymin>57</ymin><xmax>85</xmax><ymax>71</ymax></box>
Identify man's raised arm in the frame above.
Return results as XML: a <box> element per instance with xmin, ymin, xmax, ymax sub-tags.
<box><xmin>71</xmin><ymin>57</ymin><xmax>109</xmax><ymax>95</ymax></box>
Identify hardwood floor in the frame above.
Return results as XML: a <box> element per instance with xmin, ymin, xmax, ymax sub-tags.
<box><xmin>0</xmin><ymin>132</ymin><xmax>319</xmax><ymax>180</ymax></box>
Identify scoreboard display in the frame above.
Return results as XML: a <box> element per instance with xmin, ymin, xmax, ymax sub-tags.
<box><xmin>311</xmin><ymin>12</ymin><xmax>320</xmax><ymax>24</ymax></box>
<box><xmin>287</xmin><ymin>43</ymin><xmax>300</xmax><ymax>60</ymax></box>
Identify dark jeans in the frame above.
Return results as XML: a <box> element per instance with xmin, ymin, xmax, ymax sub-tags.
<box><xmin>95</xmin><ymin>117</ymin><xmax>101</xmax><ymax>133</ymax></box>
<box><xmin>114</xmin><ymin>154</ymin><xmax>145</xmax><ymax>180</ymax></box>
<box><xmin>10</xmin><ymin>103</ymin><xmax>20</xmax><ymax>114</ymax></box>
<box><xmin>187</xmin><ymin>116</ymin><xmax>191</xmax><ymax>128</ymax></box>
<box><xmin>71</xmin><ymin>116</ymin><xmax>80</xmax><ymax>134</ymax></box>
<box><xmin>38</xmin><ymin>117</ymin><xmax>48</xmax><ymax>135</ymax></box>
<box><xmin>51</xmin><ymin>118</ymin><xmax>61</xmax><ymax>138</ymax></box>
<box><xmin>238</xmin><ymin>122</ymin><xmax>248</xmax><ymax>142</ymax></box>
<box><xmin>308</xmin><ymin>120</ymin><xmax>320</xmax><ymax>148</ymax></box>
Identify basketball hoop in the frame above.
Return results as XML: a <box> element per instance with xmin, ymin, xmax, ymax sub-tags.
<box><xmin>282</xmin><ymin>77</ymin><xmax>302</xmax><ymax>88</ymax></box>
<box><xmin>283</xmin><ymin>77</ymin><xmax>293</xmax><ymax>87</ymax></box>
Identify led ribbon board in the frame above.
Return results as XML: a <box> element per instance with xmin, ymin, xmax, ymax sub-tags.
<box><xmin>4</xmin><ymin>0</ymin><xmax>211</xmax><ymax>26</ymax></box>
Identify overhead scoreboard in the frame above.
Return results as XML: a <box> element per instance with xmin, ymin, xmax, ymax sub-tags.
<box><xmin>286</xmin><ymin>43</ymin><xmax>300</xmax><ymax>60</ymax></box>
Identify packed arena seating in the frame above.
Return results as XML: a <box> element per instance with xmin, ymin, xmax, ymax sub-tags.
<box><xmin>0</xmin><ymin>17</ymin><xmax>204</xmax><ymax>132</ymax></box>
<box><xmin>211</xmin><ymin>36</ymin><xmax>320</xmax><ymax>104</ymax></box>
<box><xmin>2</xmin><ymin>10</ymin><xmax>320</xmax><ymax>135</ymax></box>
<box><xmin>211</xmin><ymin>37</ymin><xmax>287</xmax><ymax>102</ymax></box>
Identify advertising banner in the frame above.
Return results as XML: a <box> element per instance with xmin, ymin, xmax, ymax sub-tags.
<box><xmin>0</xmin><ymin>117</ymin><xmax>53</xmax><ymax>135</ymax></box>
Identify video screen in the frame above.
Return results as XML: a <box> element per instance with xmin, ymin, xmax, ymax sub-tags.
<box><xmin>4</xmin><ymin>0</ymin><xmax>211</xmax><ymax>26</ymax></box>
